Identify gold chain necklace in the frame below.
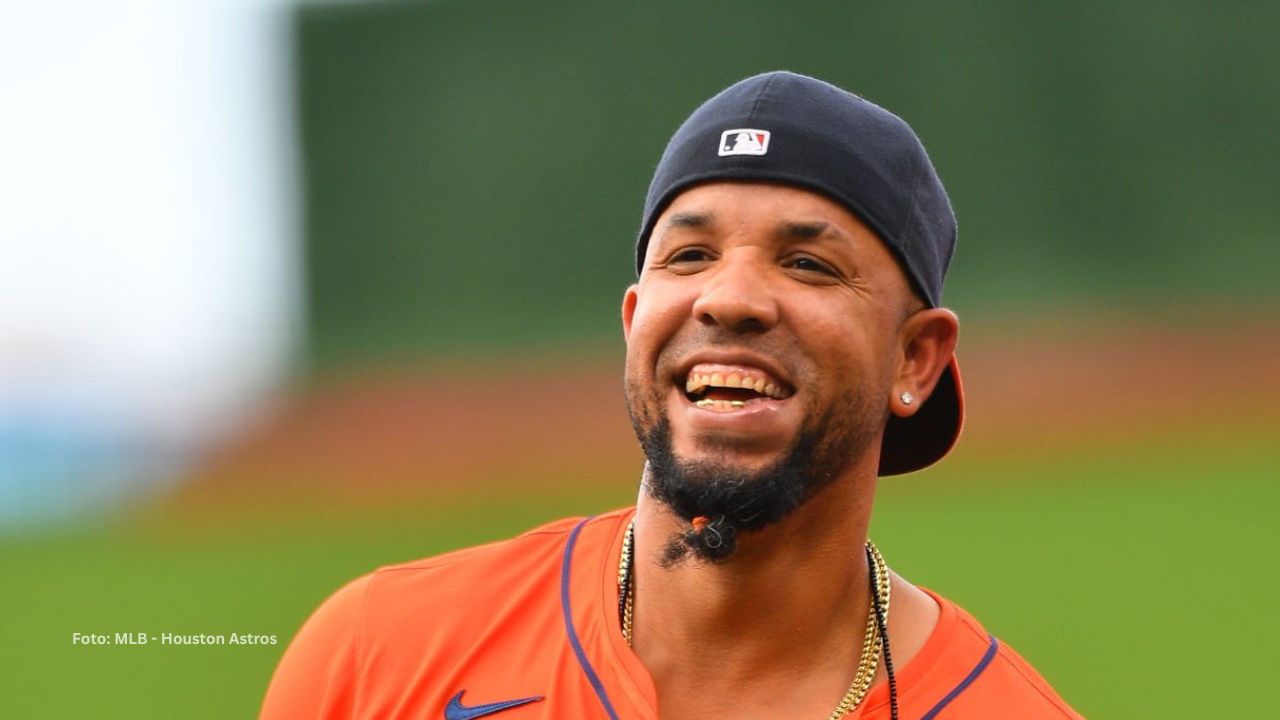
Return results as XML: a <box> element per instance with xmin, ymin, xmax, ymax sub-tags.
<box><xmin>617</xmin><ymin>520</ymin><xmax>890</xmax><ymax>719</ymax></box>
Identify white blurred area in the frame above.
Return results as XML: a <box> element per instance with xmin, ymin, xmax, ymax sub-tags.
<box><xmin>0</xmin><ymin>1</ymin><xmax>299</xmax><ymax>528</ymax></box>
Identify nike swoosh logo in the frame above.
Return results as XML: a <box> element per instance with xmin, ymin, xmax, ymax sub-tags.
<box><xmin>444</xmin><ymin>690</ymin><xmax>543</xmax><ymax>720</ymax></box>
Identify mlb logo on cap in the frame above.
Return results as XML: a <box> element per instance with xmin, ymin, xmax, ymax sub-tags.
<box><xmin>718</xmin><ymin>128</ymin><xmax>770</xmax><ymax>156</ymax></box>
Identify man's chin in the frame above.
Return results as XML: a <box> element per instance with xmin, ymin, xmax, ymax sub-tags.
<box><xmin>664</xmin><ymin>456</ymin><xmax>776</xmax><ymax>485</ymax></box>
<box><xmin>670</xmin><ymin>434</ymin><xmax>795</xmax><ymax>471</ymax></box>
<box><xmin>638</xmin><ymin>414</ymin><xmax>834</xmax><ymax>564</ymax></box>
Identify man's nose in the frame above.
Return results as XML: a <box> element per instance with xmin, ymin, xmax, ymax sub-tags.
<box><xmin>691</xmin><ymin>252</ymin><xmax>779</xmax><ymax>333</ymax></box>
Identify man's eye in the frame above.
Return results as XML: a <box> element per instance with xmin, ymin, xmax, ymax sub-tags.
<box><xmin>670</xmin><ymin>248</ymin><xmax>711</xmax><ymax>264</ymax></box>
<box><xmin>787</xmin><ymin>256</ymin><xmax>836</xmax><ymax>276</ymax></box>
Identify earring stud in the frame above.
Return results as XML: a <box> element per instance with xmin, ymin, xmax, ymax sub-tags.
<box><xmin>899</xmin><ymin>391</ymin><xmax>914</xmax><ymax>406</ymax></box>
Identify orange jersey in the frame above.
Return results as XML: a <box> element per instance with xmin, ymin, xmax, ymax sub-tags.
<box><xmin>262</xmin><ymin>508</ymin><xmax>1082</xmax><ymax>719</ymax></box>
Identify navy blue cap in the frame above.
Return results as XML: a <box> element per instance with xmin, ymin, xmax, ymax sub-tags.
<box><xmin>635</xmin><ymin>71</ymin><xmax>963</xmax><ymax>476</ymax></box>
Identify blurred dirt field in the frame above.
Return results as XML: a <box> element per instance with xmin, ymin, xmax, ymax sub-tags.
<box><xmin>173</xmin><ymin>318</ymin><xmax>1280</xmax><ymax>512</ymax></box>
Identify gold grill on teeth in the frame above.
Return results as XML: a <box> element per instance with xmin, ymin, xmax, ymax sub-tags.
<box><xmin>695</xmin><ymin>398</ymin><xmax>748</xmax><ymax>409</ymax></box>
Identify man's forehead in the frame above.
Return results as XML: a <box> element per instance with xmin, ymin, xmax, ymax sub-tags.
<box><xmin>660</xmin><ymin>181</ymin><xmax>870</xmax><ymax>226</ymax></box>
<box><xmin>650</xmin><ymin>182</ymin><xmax>881</xmax><ymax>248</ymax></box>
<box><xmin>662</xmin><ymin>210</ymin><xmax>837</xmax><ymax>239</ymax></box>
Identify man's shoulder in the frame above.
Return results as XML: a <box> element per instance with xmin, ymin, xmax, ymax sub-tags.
<box><xmin>262</xmin><ymin>510</ymin><xmax>633</xmax><ymax>718</ymax></box>
<box><xmin>375</xmin><ymin>514</ymin><xmax>588</xmax><ymax>581</ymax></box>
<box><xmin>333</xmin><ymin>508</ymin><xmax>630</xmax><ymax>634</ymax></box>
<box><xmin>902</xmin><ymin>591</ymin><xmax>1083</xmax><ymax>719</ymax></box>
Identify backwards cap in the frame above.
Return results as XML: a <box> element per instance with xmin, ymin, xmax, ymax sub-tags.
<box><xmin>635</xmin><ymin>71</ymin><xmax>963</xmax><ymax>476</ymax></box>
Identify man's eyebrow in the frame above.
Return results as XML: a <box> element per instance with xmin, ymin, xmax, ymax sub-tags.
<box><xmin>779</xmin><ymin>221</ymin><xmax>833</xmax><ymax>239</ymax></box>
<box><xmin>664</xmin><ymin>211</ymin><xmax>712</xmax><ymax>230</ymax></box>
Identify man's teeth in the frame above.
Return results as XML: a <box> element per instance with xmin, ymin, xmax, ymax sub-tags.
<box><xmin>685</xmin><ymin>372</ymin><xmax>786</xmax><ymax>399</ymax></box>
<box><xmin>695</xmin><ymin>398</ymin><xmax>746</xmax><ymax>409</ymax></box>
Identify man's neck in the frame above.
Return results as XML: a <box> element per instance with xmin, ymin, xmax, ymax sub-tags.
<box><xmin>628</xmin><ymin>477</ymin><xmax>883</xmax><ymax>719</ymax></box>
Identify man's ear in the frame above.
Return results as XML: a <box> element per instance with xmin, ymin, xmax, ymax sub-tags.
<box><xmin>621</xmin><ymin>284</ymin><xmax>639</xmax><ymax>342</ymax></box>
<box><xmin>891</xmin><ymin>308</ymin><xmax>959</xmax><ymax>417</ymax></box>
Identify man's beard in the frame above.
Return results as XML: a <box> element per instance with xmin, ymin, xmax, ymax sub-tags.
<box><xmin>628</xmin><ymin>385</ymin><xmax>883</xmax><ymax>566</ymax></box>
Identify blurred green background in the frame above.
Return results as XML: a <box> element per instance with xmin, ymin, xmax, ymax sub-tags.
<box><xmin>8</xmin><ymin>435</ymin><xmax>1278</xmax><ymax>717</ymax></box>
<box><xmin>6</xmin><ymin>1</ymin><xmax>1278</xmax><ymax>717</ymax></box>
<box><xmin>299</xmin><ymin>0</ymin><xmax>1279</xmax><ymax>367</ymax></box>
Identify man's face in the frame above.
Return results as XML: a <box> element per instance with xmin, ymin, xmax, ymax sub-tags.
<box><xmin>622</xmin><ymin>182</ymin><xmax>916</xmax><ymax>554</ymax></box>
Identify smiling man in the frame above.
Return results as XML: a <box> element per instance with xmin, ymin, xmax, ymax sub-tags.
<box><xmin>262</xmin><ymin>71</ymin><xmax>1082</xmax><ymax>720</ymax></box>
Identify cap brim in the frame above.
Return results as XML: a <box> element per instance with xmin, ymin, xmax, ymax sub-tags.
<box><xmin>878</xmin><ymin>355</ymin><xmax>964</xmax><ymax>476</ymax></box>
